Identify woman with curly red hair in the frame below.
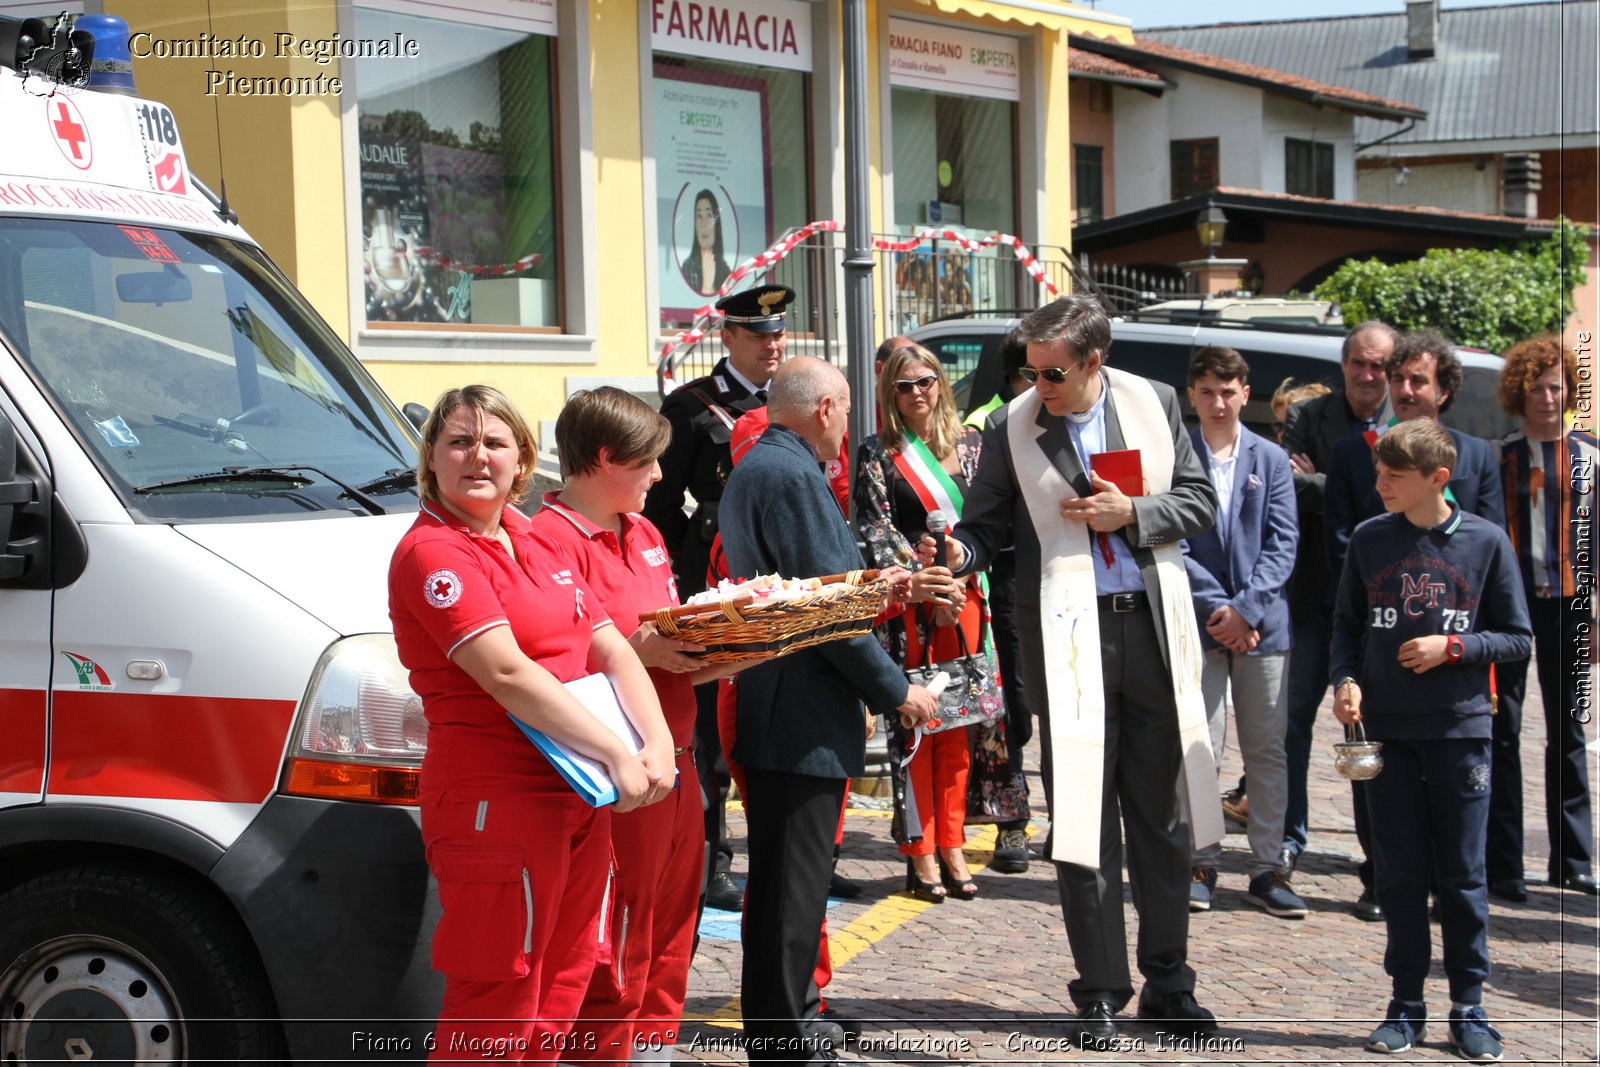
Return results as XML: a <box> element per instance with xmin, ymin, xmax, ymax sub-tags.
<box><xmin>1491</xmin><ymin>336</ymin><xmax>1598</xmax><ymax>899</ymax></box>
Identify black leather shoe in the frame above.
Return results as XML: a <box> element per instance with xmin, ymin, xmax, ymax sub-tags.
<box><xmin>828</xmin><ymin>870</ymin><xmax>863</xmax><ymax>899</ymax></box>
<box><xmin>1553</xmin><ymin>873</ymin><xmax>1600</xmax><ymax>895</ymax></box>
<box><xmin>1279</xmin><ymin>846</ymin><xmax>1300</xmax><ymax>878</ymax></box>
<box><xmin>1074</xmin><ymin>1001</ymin><xmax>1118</xmax><ymax>1046</ymax></box>
<box><xmin>1354</xmin><ymin>887</ymin><xmax>1384</xmax><ymax>922</ymax></box>
<box><xmin>704</xmin><ymin>871</ymin><xmax>744</xmax><ymax>912</ymax></box>
<box><xmin>1488</xmin><ymin>878</ymin><xmax>1528</xmax><ymax>903</ymax></box>
<box><xmin>818</xmin><ymin>1007</ymin><xmax>861</xmax><ymax>1042</ymax></box>
<box><xmin>1135</xmin><ymin>990</ymin><xmax>1217</xmax><ymax>1037</ymax></box>
<box><xmin>808</xmin><ymin>1015</ymin><xmax>846</xmax><ymax>1048</ymax></box>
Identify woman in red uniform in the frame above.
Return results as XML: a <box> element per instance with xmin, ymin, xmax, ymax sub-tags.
<box><xmin>389</xmin><ymin>385</ymin><xmax>675</xmax><ymax>1062</ymax></box>
<box><xmin>528</xmin><ymin>386</ymin><xmax>740</xmax><ymax>1062</ymax></box>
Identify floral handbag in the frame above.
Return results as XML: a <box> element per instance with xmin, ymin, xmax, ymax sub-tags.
<box><xmin>904</xmin><ymin>610</ymin><xmax>1004</xmax><ymax>734</ymax></box>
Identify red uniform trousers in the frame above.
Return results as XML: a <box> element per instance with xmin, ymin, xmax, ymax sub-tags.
<box><xmin>422</xmin><ymin>792</ymin><xmax>611</xmax><ymax>1063</ymax></box>
<box><xmin>569</xmin><ymin>750</ymin><xmax>703</xmax><ymax>1059</ymax></box>
<box><xmin>716</xmin><ymin>677</ymin><xmax>841</xmax><ymax>999</ymax></box>
<box><xmin>899</xmin><ymin>591</ymin><xmax>980</xmax><ymax>857</ymax></box>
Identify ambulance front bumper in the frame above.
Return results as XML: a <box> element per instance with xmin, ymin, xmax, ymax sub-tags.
<box><xmin>211</xmin><ymin>793</ymin><xmax>443</xmax><ymax>1062</ymax></box>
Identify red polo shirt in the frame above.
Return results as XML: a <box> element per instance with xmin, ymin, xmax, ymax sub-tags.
<box><xmin>389</xmin><ymin>501</ymin><xmax>612</xmax><ymax>802</ymax></box>
<box><xmin>529</xmin><ymin>494</ymin><xmax>696</xmax><ymax>747</ymax></box>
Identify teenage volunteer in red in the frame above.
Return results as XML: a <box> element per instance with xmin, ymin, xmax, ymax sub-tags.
<box><xmin>389</xmin><ymin>385</ymin><xmax>674</xmax><ymax>1062</ymax></box>
<box><xmin>530</xmin><ymin>386</ymin><xmax>740</xmax><ymax>1062</ymax></box>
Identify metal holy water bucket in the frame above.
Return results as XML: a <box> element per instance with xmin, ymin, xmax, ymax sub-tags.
<box><xmin>1333</xmin><ymin>721</ymin><xmax>1384</xmax><ymax>780</ymax></box>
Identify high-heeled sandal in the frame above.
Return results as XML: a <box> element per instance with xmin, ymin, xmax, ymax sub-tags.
<box><xmin>904</xmin><ymin>857</ymin><xmax>946</xmax><ymax>903</ymax></box>
<box><xmin>938</xmin><ymin>852</ymin><xmax>979</xmax><ymax>900</ymax></box>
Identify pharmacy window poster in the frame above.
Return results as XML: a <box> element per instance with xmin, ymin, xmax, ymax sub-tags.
<box><xmin>654</xmin><ymin>65</ymin><xmax>772</xmax><ymax>322</ymax></box>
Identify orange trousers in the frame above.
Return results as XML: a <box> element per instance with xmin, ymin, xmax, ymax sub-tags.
<box><xmin>899</xmin><ymin>592</ymin><xmax>980</xmax><ymax>856</ymax></box>
<box><xmin>898</xmin><ymin>726</ymin><xmax>970</xmax><ymax>856</ymax></box>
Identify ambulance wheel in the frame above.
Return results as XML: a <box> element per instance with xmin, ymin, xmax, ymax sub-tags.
<box><xmin>0</xmin><ymin>865</ymin><xmax>285</xmax><ymax>1063</ymax></box>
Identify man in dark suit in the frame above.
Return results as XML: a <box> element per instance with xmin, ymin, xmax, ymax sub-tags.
<box><xmin>1179</xmin><ymin>346</ymin><xmax>1305</xmax><ymax>918</ymax></box>
<box><xmin>1278</xmin><ymin>320</ymin><xmax>1395</xmax><ymax>904</ymax></box>
<box><xmin>1324</xmin><ymin>329</ymin><xmax>1507</xmax><ymax>917</ymax></box>
<box><xmin>943</xmin><ymin>296</ymin><xmax>1219</xmax><ymax>1046</ymax></box>
<box><xmin>718</xmin><ymin>356</ymin><xmax>938</xmax><ymax>1063</ymax></box>
<box><xmin>644</xmin><ymin>286</ymin><xmax>794</xmax><ymax>913</ymax></box>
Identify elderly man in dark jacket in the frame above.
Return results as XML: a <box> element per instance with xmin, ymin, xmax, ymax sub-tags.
<box><xmin>718</xmin><ymin>356</ymin><xmax>938</xmax><ymax>1063</ymax></box>
<box><xmin>1277</xmin><ymin>320</ymin><xmax>1395</xmax><ymax>912</ymax></box>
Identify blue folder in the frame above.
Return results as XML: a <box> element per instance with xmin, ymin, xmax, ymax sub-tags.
<box><xmin>507</xmin><ymin>673</ymin><xmax>643</xmax><ymax>807</ymax></box>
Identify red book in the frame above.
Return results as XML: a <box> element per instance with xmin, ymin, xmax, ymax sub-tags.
<box><xmin>1090</xmin><ymin>449</ymin><xmax>1144</xmax><ymax>497</ymax></box>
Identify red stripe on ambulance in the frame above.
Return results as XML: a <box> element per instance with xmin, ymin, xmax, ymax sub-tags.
<box><xmin>49</xmin><ymin>692</ymin><xmax>297</xmax><ymax>802</ymax></box>
<box><xmin>0</xmin><ymin>688</ymin><xmax>46</xmax><ymax>793</ymax></box>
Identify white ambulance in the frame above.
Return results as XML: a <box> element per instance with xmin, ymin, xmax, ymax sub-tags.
<box><xmin>0</xmin><ymin>13</ymin><xmax>440</xmax><ymax>1062</ymax></box>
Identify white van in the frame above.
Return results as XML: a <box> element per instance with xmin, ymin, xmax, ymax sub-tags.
<box><xmin>0</xmin><ymin>14</ymin><xmax>438</xmax><ymax>1061</ymax></box>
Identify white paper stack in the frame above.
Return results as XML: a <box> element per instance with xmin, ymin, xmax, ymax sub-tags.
<box><xmin>507</xmin><ymin>673</ymin><xmax>644</xmax><ymax>807</ymax></box>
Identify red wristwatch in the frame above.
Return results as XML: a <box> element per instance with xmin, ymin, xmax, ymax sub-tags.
<box><xmin>1445</xmin><ymin>634</ymin><xmax>1465</xmax><ymax>665</ymax></box>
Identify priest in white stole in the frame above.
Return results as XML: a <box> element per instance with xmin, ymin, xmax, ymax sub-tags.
<box><xmin>944</xmin><ymin>297</ymin><xmax>1222</xmax><ymax>1046</ymax></box>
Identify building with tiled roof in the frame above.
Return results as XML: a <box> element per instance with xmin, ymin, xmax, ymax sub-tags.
<box><xmin>1064</xmin><ymin>29</ymin><xmax>1425</xmax><ymax>224</ymax></box>
<box><xmin>1141</xmin><ymin>0</ymin><xmax>1597</xmax><ymax>221</ymax></box>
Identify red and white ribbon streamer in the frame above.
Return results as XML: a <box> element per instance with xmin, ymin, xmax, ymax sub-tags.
<box><xmin>411</xmin><ymin>248</ymin><xmax>543</xmax><ymax>278</ymax></box>
<box><xmin>659</xmin><ymin>221</ymin><xmax>1060</xmax><ymax>392</ymax></box>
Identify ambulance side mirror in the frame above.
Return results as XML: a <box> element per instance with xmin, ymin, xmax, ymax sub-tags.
<box><xmin>402</xmin><ymin>403</ymin><xmax>428</xmax><ymax>432</ymax></box>
<box><xmin>0</xmin><ymin>414</ymin><xmax>88</xmax><ymax>589</ymax></box>
<box><xmin>0</xmin><ymin>417</ymin><xmax>33</xmax><ymax>579</ymax></box>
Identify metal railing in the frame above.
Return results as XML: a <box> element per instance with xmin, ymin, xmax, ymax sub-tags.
<box><xmin>659</xmin><ymin>230</ymin><xmax>1106</xmax><ymax>391</ymax></box>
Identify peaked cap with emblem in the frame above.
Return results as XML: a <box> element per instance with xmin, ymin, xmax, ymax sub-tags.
<box><xmin>716</xmin><ymin>284</ymin><xmax>796</xmax><ymax>334</ymax></box>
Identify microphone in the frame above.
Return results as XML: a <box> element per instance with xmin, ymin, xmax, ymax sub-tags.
<box><xmin>926</xmin><ymin>509</ymin><xmax>950</xmax><ymax>569</ymax></box>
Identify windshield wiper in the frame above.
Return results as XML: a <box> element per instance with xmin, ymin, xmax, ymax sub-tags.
<box><xmin>354</xmin><ymin>467</ymin><xmax>418</xmax><ymax>495</ymax></box>
<box><xmin>134</xmin><ymin>465</ymin><xmax>388</xmax><ymax>516</ymax></box>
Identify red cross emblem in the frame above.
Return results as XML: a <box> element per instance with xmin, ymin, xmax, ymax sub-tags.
<box><xmin>48</xmin><ymin>97</ymin><xmax>92</xmax><ymax>170</ymax></box>
<box><xmin>433</xmin><ymin>577</ymin><xmax>453</xmax><ymax>601</ymax></box>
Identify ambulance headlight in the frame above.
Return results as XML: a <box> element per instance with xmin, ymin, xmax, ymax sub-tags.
<box><xmin>282</xmin><ymin>634</ymin><xmax>426</xmax><ymax>805</ymax></box>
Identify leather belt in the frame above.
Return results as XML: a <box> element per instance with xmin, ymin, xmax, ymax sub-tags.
<box><xmin>1097</xmin><ymin>591</ymin><xmax>1149</xmax><ymax>613</ymax></box>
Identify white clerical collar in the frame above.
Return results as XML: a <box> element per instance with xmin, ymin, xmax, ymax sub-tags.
<box><xmin>723</xmin><ymin>362</ymin><xmax>764</xmax><ymax>397</ymax></box>
<box><xmin>1066</xmin><ymin>372</ymin><xmax>1107</xmax><ymax>425</ymax></box>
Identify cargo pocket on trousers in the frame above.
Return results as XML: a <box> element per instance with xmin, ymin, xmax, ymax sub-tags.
<box><xmin>591</xmin><ymin>856</ymin><xmax>627</xmax><ymax>998</ymax></box>
<box><xmin>430</xmin><ymin>844</ymin><xmax>533</xmax><ymax>982</ymax></box>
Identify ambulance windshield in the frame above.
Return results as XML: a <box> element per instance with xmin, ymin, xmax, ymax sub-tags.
<box><xmin>0</xmin><ymin>217</ymin><xmax>421</xmax><ymax>521</ymax></box>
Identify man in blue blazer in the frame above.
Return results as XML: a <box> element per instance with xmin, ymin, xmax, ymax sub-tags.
<box><xmin>718</xmin><ymin>356</ymin><xmax>939</xmax><ymax>1063</ymax></box>
<box><xmin>1180</xmin><ymin>347</ymin><xmax>1307</xmax><ymax>918</ymax></box>
<box><xmin>1323</xmin><ymin>330</ymin><xmax>1507</xmax><ymax>917</ymax></box>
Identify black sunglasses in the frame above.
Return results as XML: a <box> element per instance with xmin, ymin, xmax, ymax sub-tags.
<box><xmin>893</xmin><ymin>374</ymin><xmax>939</xmax><ymax>395</ymax></box>
<box><xmin>1018</xmin><ymin>365</ymin><xmax>1071</xmax><ymax>384</ymax></box>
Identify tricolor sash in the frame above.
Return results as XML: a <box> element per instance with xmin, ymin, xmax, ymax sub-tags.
<box><xmin>1006</xmin><ymin>370</ymin><xmax>1221</xmax><ymax>868</ymax></box>
<box><xmin>892</xmin><ymin>431</ymin><xmax>964</xmax><ymax>523</ymax></box>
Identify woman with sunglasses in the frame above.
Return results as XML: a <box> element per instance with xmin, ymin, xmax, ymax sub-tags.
<box><xmin>854</xmin><ymin>344</ymin><xmax>1025</xmax><ymax>901</ymax></box>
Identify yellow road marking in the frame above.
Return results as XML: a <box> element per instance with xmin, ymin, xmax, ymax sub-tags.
<box><xmin>685</xmin><ymin>821</ymin><xmax>1007</xmax><ymax>1029</ymax></box>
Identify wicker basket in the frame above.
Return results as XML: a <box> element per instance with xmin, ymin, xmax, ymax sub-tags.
<box><xmin>643</xmin><ymin>569</ymin><xmax>887</xmax><ymax>665</ymax></box>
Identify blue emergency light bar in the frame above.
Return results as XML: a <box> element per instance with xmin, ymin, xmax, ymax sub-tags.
<box><xmin>78</xmin><ymin>14</ymin><xmax>136</xmax><ymax>94</ymax></box>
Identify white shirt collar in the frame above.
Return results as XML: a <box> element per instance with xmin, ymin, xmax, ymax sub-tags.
<box><xmin>722</xmin><ymin>361</ymin><xmax>764</xmax><ymax>397</ymax></box>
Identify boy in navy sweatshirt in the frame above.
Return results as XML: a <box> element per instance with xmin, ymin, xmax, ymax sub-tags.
<box><xmin>1330</xmin><ymin>419</ymin><xmax>1531</xmax><ymax>1063</ymax></box>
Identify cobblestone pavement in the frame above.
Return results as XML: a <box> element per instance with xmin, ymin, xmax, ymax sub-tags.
<box><xmin>679</xmin><ymin>679</ymin><xmax>1599</xmax><ymax>1063</ymax></box>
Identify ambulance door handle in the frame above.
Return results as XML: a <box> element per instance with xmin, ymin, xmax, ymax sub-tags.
<box><xmin>126</xmin><ymin>660</ymin><xmax>165</xmax><ymax>681</ymax></box>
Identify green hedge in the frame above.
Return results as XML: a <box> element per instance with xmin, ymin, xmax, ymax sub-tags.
<box><xmin>1314</xmin><ymin>218</ymin><xmax>1590</xmax><ymax>353</ymax></box>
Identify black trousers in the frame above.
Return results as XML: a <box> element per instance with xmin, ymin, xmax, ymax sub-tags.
<box><xmin>1491</xmin><ymin>595</ymin><xmax>1595</xmax><ymax>882</ymax></box>
<box><xmin>740</xmin><ymin>768</ymin><xmax>845</xmax><ymax>1064</ymax></box>
<box><xmin>1369</xmin><ymin>738</ymin><xmax>1492</xmax><ymax>1005</ymax></box>
<box><xmin>1039</xmin><ymin>602</ymin><xmax>1193</xmax><ymax>1011</ymax></box>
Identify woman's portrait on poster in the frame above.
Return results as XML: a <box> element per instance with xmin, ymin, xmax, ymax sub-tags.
<box><xmin>679</xmin><ymin>187</ymin><xmax>734</xmax><ymax>296</ymax></box>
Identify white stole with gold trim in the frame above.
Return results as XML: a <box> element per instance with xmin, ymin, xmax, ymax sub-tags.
<box><xmin>1006</xmin><ymin>368</ymin><xmax>1221</xmax><ymax>868</ymax></box>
